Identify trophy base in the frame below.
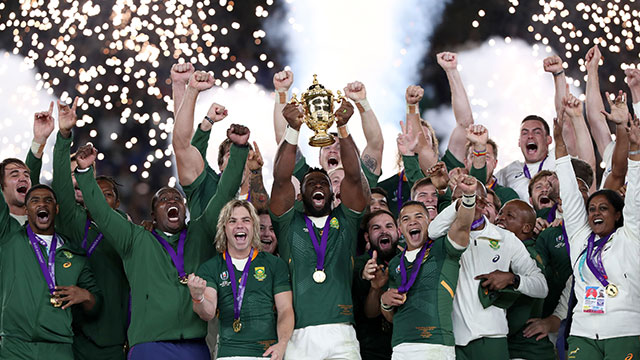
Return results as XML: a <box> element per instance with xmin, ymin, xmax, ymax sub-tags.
<box><xmin>309</xmin><ymin>133</ymin><xmax>336</xmax><ymax>147</ymax></box>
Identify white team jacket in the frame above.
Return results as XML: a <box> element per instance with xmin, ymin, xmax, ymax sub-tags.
<box><xmin>557</xmin><ymin>155</ymin><xmax>640</xmax><ymax>340</ymax></box>
<box><xmin>428</xmin><ymin>203</ymin><xmax>548</xmax><ymax>346</ymax></box>
<box><xmin>495</xmin><ymin>151</ymin><xmax>556</xmax><ymax>203</ymax></box>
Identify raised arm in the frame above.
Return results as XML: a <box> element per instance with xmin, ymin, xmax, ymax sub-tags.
<box><xmin>437</xmin><ymin>52</ymin><xmax>473</xmax><ymax>162</ymax></box>
<box><xmin>173</xmin><ymin>71</ymin><xmax>218</xmax><ymax>186</ymax></box>
<box><xmin>170</xmin><ymin>62</ymin><xmax>195</xmax><ymax>120</ymax></box>
<box><xmin>447</xmin><ymin>175</ymin><xmax>477</xmax><ymax>247</ymax></box>
<box><xmin>584</xmin><ymin>45</ymin><xmax>613</xmax><ymax>157</ymax></box>
<box><xmin>344</xmin><ymin>81</ymin><xmax>383</xmax><ymax>175</ymax></box>
<box><xmin>543</xmin><ymin>55</ymin><xmax>567</xmax><ymax>116</ymax></box>
<box><xmin>74</xmin><ymin>144</ymin><xmax>137</xmax><ymax>256</ymax></box>
<box><xmin>273</xmin><ymin>70</ymin><xmax>294</xmax><ymax>144</ymax></box>
<box><xmin>247</xmin><ymin>141</ymin><xmax>269</xmax><ymax>211</ymax></box>
<box><xmin>626</xmin><ymin>68</ymin><xmax>640</xmax><ymax>109</ymax></box>
<box><xmin>397</xmin><ymin>120</ymin><xmax>425</xmax><ymax>184</ymax></box>
<box><xmin>562</xmin><ymin>93</ymin><xmax>597</xmax><ymax>192</ymax></box>
<box><xmin>602</xmin><ymin>91</ymin><xmax>631</xmax><ymax>190</ymax></box>
<box><xmin>270</xmin><ymin>104</ymin><xmax>303</xmax><ymax>216</ymax></box>
<box><xmin>27</xmin><ymin>101</ymin><xmax>55</xmax><ymax>184</ymax></box>
<box><xmin>334</xmin><ymin>100</ymin><xmax>368</xmax><ymax>212</ymax></box>
<box><xmin>405</xmin><ymin>85</ymin><xmax>438</xmax><ymax>171</ymax></box>
<box><xmin>465</xmin><ymin>124</ymin><xmax>489</xmax><ymax>182</ymax></box>
<box><xmin>620</xmin><ymin>114</ymin><xmax>640</xmax><ymax>240</ymax></box>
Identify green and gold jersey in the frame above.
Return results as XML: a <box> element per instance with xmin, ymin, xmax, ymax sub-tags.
<box><xmin>183</xmin><ymin>126</ymin><xmax>222</xmax><ymax>219</ymax></box>
<box><xmin>388</xmin><ymin>236</ymin><xmax>465</xmax><ymax>348</ymax></box>
<box><xmin>535</xmin><ymin>225</ymin><xmax>571</xmax><ymax>318</ymax></box>
<box><xmin>198</xmin><ymin>251</ymin><xmax>290</xmax><ymax>358</ymax></box>
<box><xmin>292</xmin><ymin>154</ymin><xmax>380</xmax><ymax>188</ymax></box>
<box><xmin>270</xmin><ymin>204</ymin><xmax>362</xmax><ymax>328</ymax></box>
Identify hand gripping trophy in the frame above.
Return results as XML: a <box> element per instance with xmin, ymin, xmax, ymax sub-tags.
<box><xmin>289</xmin><ymin>74</ymin><xmax>345</xmax><ymax>147</ymax></box>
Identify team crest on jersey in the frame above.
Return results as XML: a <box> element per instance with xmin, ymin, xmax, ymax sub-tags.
<box><xmin>254</xmin><ymin>266</ymin><xmax>267</xmax><ymax>281</ymax></box>
<box><xmin>489</xmin><ymin>239</ymin><xmax>500</xmax><ymax>250</ymax></box>
<box><xmin>63</xmin><ymin>251</ymin><xmax>73</xmax><ymax>259</ymax></box>
<box><xmin>555</xmin><ymin>235</ymin><xmax>566</xmax><ymax>248</ymax></box>
<box><xmin>330</xmin><ymin>217</ymin><xmax>339</xmax><ymax>229</ymax></box>
<box><xmin>220</xmin><ymin>271</ymin><xmax>229</xmax><ymax>281</ymax></box>
<box><xmin>395</xmin><ymin>265</ymin><xmax>401</xmax><ymax>274</ymax></box>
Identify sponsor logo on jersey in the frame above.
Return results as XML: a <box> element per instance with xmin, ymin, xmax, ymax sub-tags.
<box><xmin>220</xmin><ymin>270</ymin><xmax>229</xmax><ymax>281</ymax></box>
<box><xmin>492</xmin><ymin>255</ymin><xmax>500</xmax><ymax>262</ymax></box>
<box><xmin>489</xmin><ymin>239</ymin><xmax>500</xmax><ymax>250</ymax></box>
<box><xmin>514</xmin><ymin>171</ymin><xmax>525</xmax><ymax>179</ymax></box>
<box><xmin>416</xmin><ymin>326</ymin><xmax>436</xmax><ymax>339</ymax></box>
<box><xmin>330</xmin><ymin>217</ymin><xmax>339</xmax><ymax>230</ymax></box>
<box><xmin>254</xmin><ymin>266</ymin><xmax>267</xmax><ymax>281</ymax></box>
<box><xmin>63</xmin><ymin>261</ymin><xmax>72</xmax><ymax>268</ymax></box>
<box><xmin>63</xmin><ymin>251</ymin><xmax>73</xmax><ymax>259</ymax></box>
<box><xmin>396</xmin><ymin>265</ymin><xmax>401</xmax><ymax>274</ymax></box>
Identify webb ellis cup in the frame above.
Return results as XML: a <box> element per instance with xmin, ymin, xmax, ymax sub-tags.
<box><xmin>289</xmin><ymin>74</ymin><xmax>345</xmax><ymax>147</ymax></box>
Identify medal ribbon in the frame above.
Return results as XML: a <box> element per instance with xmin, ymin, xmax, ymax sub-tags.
<box><xmin>523</xmin><ymin>156</ymin><xmax>547</xmax><ymax>179</ymax></box>
<box><xmin>225</xmin><ymin>248</ymin><xmax>255</xmax><ymax>321</ymax></box>
<box><xmin>546</xmin><ymin>203</ymin><xmax>558</xmax><ymax>223</ymax></box>
<box><xmin>486</xmin><ymin>176</ymin><xmax>497</xmax><ymax>190</ymax></box>
<box><xmin>471</xmin><ymin>216</ymin><xmax>486</xmax><ymax>231</ymax></box>
<box><xmin>81</xmin><ymin>219</ymin><xmax>104</xmax><ymax>257</ymax></box>
<box><xmin>397</xmin><ymin>170</ymin><xmax>405</xmax><ymax>213</ymax></box>
<box><xmin>304</xmin><ymin>215</ymin><xmax>331</xmax><ymax>272</ymax></box>
<box><xmin>579</xmin><ymin>231</ymin><xmax>614</xmax><ymax>285</ymax></box>
<box><xmin>27</xmin><ymin>226</ymin><xmax>58</xmax><ymax>296</ymax></box>
<box><xmin>398</xmin><ymin>239</ymin><xmax>432</xmax><ymax>293</ymax></box>
<box><xmin>151</xmin><ymin>229</ymin><xmax>187</xmax><ymax>280</ymax></box>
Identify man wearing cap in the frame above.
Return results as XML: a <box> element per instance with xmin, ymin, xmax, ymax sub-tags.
<box><xmin>0</xmin><ymin>184</ymin><xmax>100</xmax><ymax>360</ymax></box>
<box><xmin>379</xmin><ymin>174</ymin><xmax>477</xmax><ymax>360</ymax></box>
<box><xmin>428</xmin><ymin>181</ymin><xmax>547</xmax><ymax>360</ymax></box>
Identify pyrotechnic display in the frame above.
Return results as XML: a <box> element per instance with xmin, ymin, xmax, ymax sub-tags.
<box><xmin>1</xmin><ymin>0</ymin><xmax>640</xmax><ymax>359</ymax></box>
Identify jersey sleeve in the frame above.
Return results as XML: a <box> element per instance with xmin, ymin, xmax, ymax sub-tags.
<box><xmin>77</xmin><ymin>257</ymin><xmax>104</xmax><ymax>318</ymax></box>
<box><xmin>270</xmin><ymin>207</ymin><xmax>295</xmax><ymax>261</ymax></box>
<box><xmin>197</xmin><ymin>259</ymin><xmax>220</xmax><ymax>292</ymax></box>
<box><xmin>25</xmin><ymin>148</ymin><xmax>42</xmax><ymax>186</ymax></box>
<box><xmin>272</xmin><ymin>255</ymin><xmax>292</xmax><ymax>295</ymax></box>
<box><xmin>441</xmin><ymin>149</ymin><xmax>464</xmax><ymax>172</ymax></box>
<box><xmin>292</xmin><ymin>155</ymin><xmax>311</xmax><ymax>182</ymax></box>
<box><xmin>190</xmin><ymin>126</ymin><xmax>211</xmax><ymax>161</ymax></box>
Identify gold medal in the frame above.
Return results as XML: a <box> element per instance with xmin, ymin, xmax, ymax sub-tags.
<box><xmin>605</xmin><ymin>283</ymin><xmax>619</xmax><ymax>297</ymax></box>
<box><xmin>400</xmin><ymin>293</ymin><xmax>407</xmax><ymax>304</ymax></box>
<box><xmin>312</xmin><ymin>269</ymin><xmax>326</xmax><ymax>283</ymax></box>
<box><xmin>50</xmin><ymin>296</ymin><xmax>62</xmax><ymax>308</ymax></box>
<box><xmin>232</xmin><ymin>318</ymin><xmax>242</xmax><ymax>333</ymax></box>
<box><xmin>179</xmin><ymin>276</ymin><xmax>188</xmax><ymax>285</ymax></box>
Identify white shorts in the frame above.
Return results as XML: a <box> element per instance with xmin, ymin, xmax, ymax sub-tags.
<box><xmin>285</xmin><ymin>323</ymin><xmax>361</xmax><ymax>360</ymax></box>
<box><xmin>391</xmin><ymin>342</ymin><xmax>455</xmax><ymax>360</ymax></box>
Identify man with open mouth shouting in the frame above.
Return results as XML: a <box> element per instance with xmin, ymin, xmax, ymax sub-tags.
<box><xmin>270</xmin><ymin>95</ymin><xmax>368</xmax><ymax>359</ymax></box>
<box><xmin>380</xmin><ymin>174</ymin><xmax>476</xmax><ymax>360</ymax></box>
<box><xmin>72</xmin><ymin>120</ymin><xmax>248</xmax><ymax>359</ymax></box>
<box><xmin>0</xmin><ymin>184</ymin><xmax>101</xmax><ymax>360</ymax></box>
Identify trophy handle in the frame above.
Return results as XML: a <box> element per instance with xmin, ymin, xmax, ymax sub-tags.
<box><xmin>335</xmin><ymin>90</ymin><xmax>345</xmax><ymax>104</ymax></box>
<box><xmin>289</xmin><ymin>93</ymin><xmax>299</xmax><ymax>105</ymax></box>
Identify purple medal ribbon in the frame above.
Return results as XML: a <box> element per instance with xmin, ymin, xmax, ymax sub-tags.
<box><xmin>151</xmin><ymin>229</ymin><xmax>187</xmax><ymax>281</ymax></box>
<box><xmin>397</xmin><ymin>170</ymin><xmax>405</xmax><ymax>213</ymax></box>
<box><xmin>523</xmin><ymin>156</ymin><xmax>547</xmax><ymax>179</ymax></box>
<box><xmin>26</xmin><ymin>226</ymin><xmax>58</xmax><ymax>296</ymax></box>
<box><xmin>546</xmin><ymin>203</ymin><xmax>558</xmax><ymax>223</ymax></box>
<box><xmin>471</xmin><ymin>216</ymin><xmax>486</xmax><ymax>231</ymax></box>
<box><xmin>398</xmin><ymin>240</ymin><xmax>433</xmax><ymax>293</ymax></box>
<box><xmin>81</xmin><ymin>219</ymin><xmax>104</xmax><ymax>257</ymax></box>
<box><xmin>585</xmin><ymin>231</ymin><xmax>614</xmax><ymax>287</ymax></box>
<box><xmin>224</xmin><ymin>248</ymin><xmax>255</xmax><ymax>321</ymax></box>
<box><xmin>304</xmin><ymin>215</ymin><xmax>331</xmax><ymax>272</ymax></box>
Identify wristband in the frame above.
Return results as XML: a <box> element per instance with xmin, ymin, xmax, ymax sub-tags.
<box><xmin>192</xmin><ymin>295</ymin><xmax>205</xmax><ymax>304</ymax></box>
<box><xmin>356</xmin><ymin>99</ymin><xmax>371</xmax><ymax>112</ymax></box>
<box><xmin>204</xmin><ymin>115</ymin><xmax>214</xmax><ymax>125</ymax></box>
<box><xmin>461</xmin><ymin>193</ymin><xmax>477</xmax><ymax>208</ymax></box>
<box><xmin>276</xmin><ymin>90</ymin><xmax>287</xmax><ymax>104</ymax></box>
<box><xmin>337</xmin><ymin>125</ymin><xmax>350</xmax><ymax>138</ymax></box>
<box><xmin>553</xmin><ymin>70</ymin><xmax>564</xmax><ymax>77</ymax></box>
<box><xmin>380</xmin><ymin>297</ymin><xmax>393</xmax><ymax>312</ymax></box>
<box><xmin>472</xmin><ymin>148</ymin><xmax>487</xmax><ymax>157</ymax></box>
<box><xmin>283</xmin><ymin>125</ymin><xmax>299</xmax><ymax>145</ymax></box>
<box><xmin>629</xmin><ymin>149</ymin><xmax>640</xmax><ymax>156</ymax></box>
<box><xmin>31</xmin><ymin>140</ymin><xmax>45</xmax><ymax>155</ymax></box>
<box><xmin>406</xmin><ymin>104</ymin><xmax>419</xmax><ymax>115</ymax></box>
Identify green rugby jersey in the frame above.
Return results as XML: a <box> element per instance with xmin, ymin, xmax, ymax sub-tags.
<box><xmin>52</xmin><ymin>131</ymin><xmax>130</xmax><ymax>350</ymax></box>
<box><xmin>74</xmin><ymin>144</ymin><xmax>247</xmax><ymax>347</ymax></box>
<box><xmin>507</xmin><ymin>239</ymin><xmax>555</xmax><ymax>360</ymax></box>
<box><xmin>535</xmin><ymin>225</ymin><xmax>571</xmax><ymax>318</ymax></box>
<box><xmin>387</xmin><ymin>236</ymin><xmax>465</xmax><ymax>347</ymax></box>
<box><xmin>441</xmin><ymin>149</ymin><xmax>464</xmax><ymax>172</ymax></box>
<box><xmin>183</xmin><ymin>127</ymin><xmax>222</xmax><ymax>219</ymax></box>
<box><xmin>198</xmin><ymin>251</ymin><xmax>291</xmax><ymax>357</ymax></box>
<box><xmin>271</xmin><ymin>204</ymin><xmax>362</xmax><ymax>328</ymax></box>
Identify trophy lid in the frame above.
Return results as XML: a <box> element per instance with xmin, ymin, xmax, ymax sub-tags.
<box><xmin>301</xmin><ymin>74</ymin><xmax>333</xmax><ymax>102</ymax></box>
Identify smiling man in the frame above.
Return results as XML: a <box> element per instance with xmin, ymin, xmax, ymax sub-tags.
<box><xmin>72</xmin><ymin>124</ymin><xmax>248</xmax><ymax>359</ymax></box>
<box><xmin>257</xmin><ymin>208</ymin><xmax>278</xmax><ymax>255</ymax></box>
<box><xmin>496</xmin><ymin>116</ymin><xmax>556</xmax><ymax>202</ymax></box>
<box><xmin>188</xmin><ymin>200</ymin><xmax>293</xmax><ymax>359</ymax></box>
<box><xmin>270</xmin><ymin>97</ymin><xmax>368</xmax><ymax>359</ymax></box>
<box><xmin>0</xmin><ymin>184</ymin><xmax>100</xmax><ymax>360</ymax></box>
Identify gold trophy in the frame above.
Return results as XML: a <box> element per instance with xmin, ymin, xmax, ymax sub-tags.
<box><xmin>290</xmin><ymin>74</ymin><xmax>345</xmax><ymax>147</ymax></box>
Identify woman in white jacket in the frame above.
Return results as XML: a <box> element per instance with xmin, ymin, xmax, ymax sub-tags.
<box><xmin>556</xmin><ymin>92</ymin><xmax>640</xmax><ymax>359</ymax></box>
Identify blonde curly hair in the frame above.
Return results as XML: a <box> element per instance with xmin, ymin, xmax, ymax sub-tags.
<box><xmin>214</xmin><ymin>200</ymin><xmax>263</xmax><ymax>254</ymax></box>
